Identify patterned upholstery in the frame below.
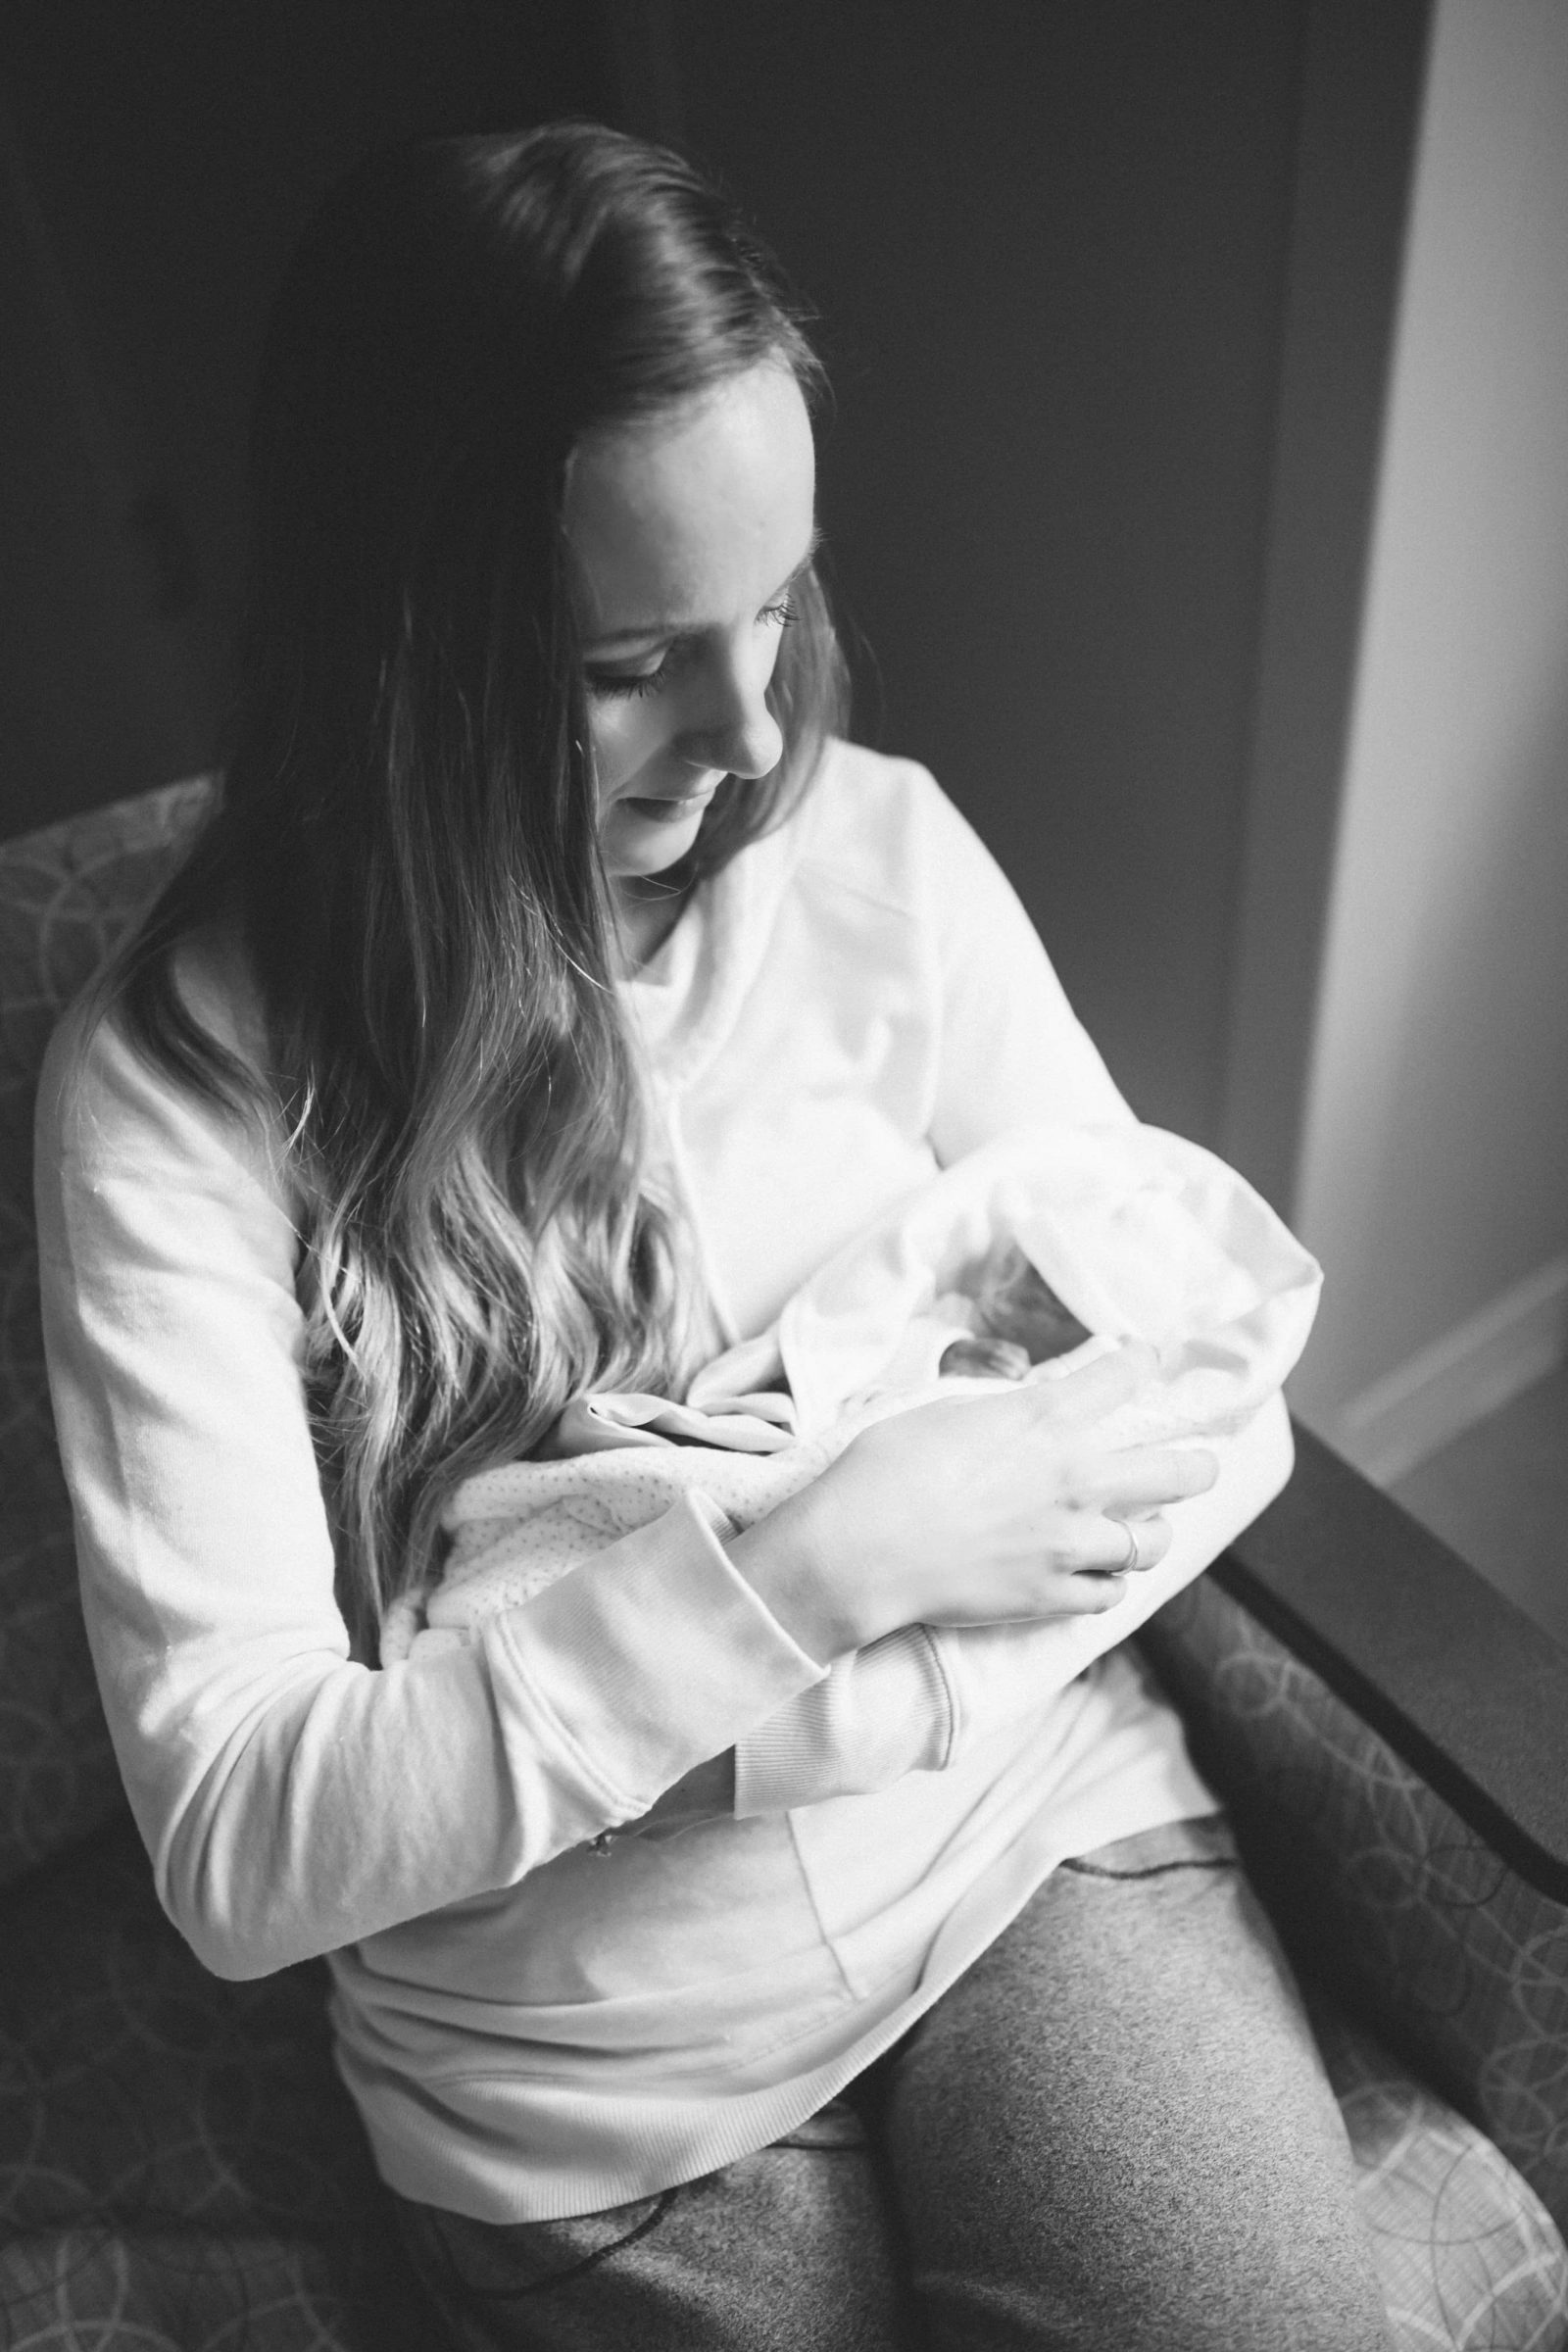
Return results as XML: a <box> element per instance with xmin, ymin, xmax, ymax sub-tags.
<box><xmin>0</xmin><ymin>1813</ymin><xmax>432</xmax><ymax>2350</ymax></box>
<box><xmin>1318</xmin><ymin>2000</ymin><xmax>1568</xmax><ymax>2349</ymax></box>
<box><xmin>1141</xmin><ymin>1583</ymin><xmax>1568</xmax><ymax>2344</ymax></box>
<box><xmin>2</xmin><ymin>1827</ymin><xmax>1560</xmax><ymax>2352</ymax></box>
<box><xmin>2</xmin><ymin>780</ymin><xmax>1565</xmax><ymax>2348</ymax></box>
<box><xmin>0</xmin><ymin>776</ymin><xmax>213</xmax><ymax>1887</ymax></box>
<box><xmin>1140</xmin><ymin>1580</ymin><xmax>1568</xmax><ymax>2233</ymax></box>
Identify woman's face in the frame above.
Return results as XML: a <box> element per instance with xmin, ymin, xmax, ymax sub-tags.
<box><xmin>564</xmin><ymin>362</ymin><xmax>817</xmax><ymax>890</ymax></box>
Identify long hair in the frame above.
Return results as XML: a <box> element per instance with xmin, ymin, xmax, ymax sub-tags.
<box><xmin>107</xmin><ymin>123</ymin><xmax>847</xmax><ymax>1652</ymax></box>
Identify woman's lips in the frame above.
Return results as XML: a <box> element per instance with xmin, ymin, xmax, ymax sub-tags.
<box><xmin>621</xmin><ymin>783</ymin><xmax>720</xmax><ymax>822</ymax></box>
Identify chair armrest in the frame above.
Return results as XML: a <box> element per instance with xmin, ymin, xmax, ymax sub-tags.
<box><xmin>1136</xmin><ymin>1424</ymin><xmax>1568</xmax><ymax>2233</ymax></box>
<box><xmin>1211</xmin><ymin>1420</ymin><xmax>1568</xmax><ymax>1902</ymax></box>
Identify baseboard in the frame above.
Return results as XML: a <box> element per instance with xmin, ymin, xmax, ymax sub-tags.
<box><xmin>1329</xmin><ymin>1255</ymin><xmax>1568</xmax><ymax>1487</ymax></box>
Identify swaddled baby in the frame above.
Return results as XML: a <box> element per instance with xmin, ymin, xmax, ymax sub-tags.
<box><xmin>382</xmin><ymin>1242</ymin><xmax>1090</xmax><ymax>1663</ymax></box>
<box><xmin>380</xmin><ymin>1125</ymin><xmax>1321</xmax><ymax>1664</ymax></box>
<box><xmin>934</xmin><ymin>1244</ymin><xmax>1090</xmax><ymax>1381</ymax></box>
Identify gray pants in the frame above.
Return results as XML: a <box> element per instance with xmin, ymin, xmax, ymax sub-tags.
<box><xmin>394</xmin><ymin>1815</ymin><xmax>1393</xmax><ymax>2350</ymax></box>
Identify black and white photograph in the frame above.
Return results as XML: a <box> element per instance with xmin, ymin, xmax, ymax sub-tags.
<box><xmin>2</xmin><ymin>6</ymin><xmax>1566</xmax><ymax>2346</ymax></box>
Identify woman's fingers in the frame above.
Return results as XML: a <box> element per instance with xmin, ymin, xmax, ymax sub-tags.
<box><xmin>1059</xmin><ymin>1508</ymin><xmax>1173</xmax><ymax>1579</ymax></box>
<box><xmin>1023</xmin><ymin>1340</ymin><xmax>1159</xmax><ymax>1429</ymax></box>
<box><xmin>961</xmin><ymin>1340</ymin><xmax>1152</xmax><ymax>1446</ymax></box>
<box><xmin>1026</xmin><ymin>1513</ymin><xmax>1173</xmax><ymax>1619</ymax></box>
<box><xmin>1066</xmin><ymin>1445</ymin><xmax>1219</xmax><ymax>1517</ymax></box>
<box><xmin>1041</xmin><ymin>1569</ymin><xmax>1131</xmax><ymax>1614</ymax></box>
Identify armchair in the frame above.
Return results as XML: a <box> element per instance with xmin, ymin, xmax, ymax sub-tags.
<box><xmin>1141</xmin><ymin>1434</ymin><xmax>1568</xmax><ymax>2343</ymax></box>
<box><xmin>1</xmin><ymin>780</ymin><xmax>1564</xmax><ymax>2349</ymax></box>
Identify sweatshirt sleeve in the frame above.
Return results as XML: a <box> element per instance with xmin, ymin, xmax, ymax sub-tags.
<box><xmin>34</xmin><ymin>1006</ymin><xmax>826</xmax><ymax>1980</ymax></box>
<box><xmin>732</xmin><ymin>1623</ymin><xmax>956</xmax><ymax>1815</ymax></box>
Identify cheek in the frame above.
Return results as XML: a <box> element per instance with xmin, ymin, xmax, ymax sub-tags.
<box><xmin>587</xmin><ymin>699</ymin><xmax>657</xmax><ymax>804</ymax></box>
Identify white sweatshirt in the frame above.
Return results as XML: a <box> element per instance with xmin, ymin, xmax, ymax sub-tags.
<box><xmin>35</xmin><ymin>744</ymin><xmax>1290</xmax><ymax>2222</ymax></box>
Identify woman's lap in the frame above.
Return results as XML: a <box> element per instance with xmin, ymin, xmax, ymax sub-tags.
<box><xmin>878</xmin><ymin>1812</ymin><xmax>1391</xmax><ymax>2350</ymax></box>
<box><xmin>393</xmin><ymin>2126</ymin><xmax>907</xmax><ymax>2352</ymax></box>
<box><xmin>393</xmin><ymin>1815</ymin><xmax>1392</xmax><ymax>2351</ymax></box>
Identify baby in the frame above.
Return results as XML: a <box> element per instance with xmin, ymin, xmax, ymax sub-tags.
<box><xmin>935</xmin><ymin>1243</ymin><xmax>1091</xmax><ymax>1381</ymax></box>
<box><xmin>380</xmin><ymin>1123</ymin><xmax>1321</xmax><ymax>1663</ymax></box>
<box><xmin>382</xmin><ymin>1232</ymin><xmax>1091</xmax><ymax>1663</ymax></box>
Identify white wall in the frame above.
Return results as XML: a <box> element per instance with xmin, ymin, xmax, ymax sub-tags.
<box><xmin>1290</xmin><ymin>0</ymin><xmax>1568</xmax><ymax>1474</ymax></box>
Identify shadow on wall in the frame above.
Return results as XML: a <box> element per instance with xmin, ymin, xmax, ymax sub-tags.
<box><xmin>0</xmin><ymin>0</ymin><xmax>611</xmax><ymax>846</ymax></box>
<box><xmin>2</xmin><ymin>0</ymin><xmax>1320</xmax><ymax>1159</ymax></box>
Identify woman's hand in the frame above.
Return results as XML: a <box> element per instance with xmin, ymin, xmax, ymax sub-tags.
<box><xmin>727</xmin><ymin>1343</ymin><xmax>1218</xmax><ymax>1664</ymax></box>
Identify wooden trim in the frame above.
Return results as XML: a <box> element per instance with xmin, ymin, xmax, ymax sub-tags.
<box><xmin>1333</xmin><ymin>1255</ymin><xmax>1568</xmax><ymax>1484</ymax></box>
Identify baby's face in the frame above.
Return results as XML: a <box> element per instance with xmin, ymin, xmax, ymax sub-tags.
<box><xmin>936</xmin><ymin>1244</ymin><xmax>1094</xmax><ymax>1382</ymax></box>
<box><xmin>937</xmin><ymin>1332</ymin><xmax>1032</xmax><ymax>1382</ymax></box>
<box><xmin>975</xmin><ymin>1245</ymin><xmax>1091</xmax><ymax>1364</ymax></box>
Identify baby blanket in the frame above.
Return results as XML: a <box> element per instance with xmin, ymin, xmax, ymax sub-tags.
<box><xmin>381</xmin><ymin>1123</ymin><xmax>1321</xmax><ymax>1663</ymax></box>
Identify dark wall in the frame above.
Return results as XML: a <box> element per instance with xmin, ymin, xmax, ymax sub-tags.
<box><xmin>4</xmin><ymin>2</ymin><xmax>1325</xmax><ymax>1145</ymax></box>
<box><xmin>665</xmin><ymin>1</ymin><xmax>1308</xmax><ymax>1137</ymax></box>
<box><xmin>0</xmin><ymin>0</ymin><xmax>609</xmax><ymax>842</ymax></box>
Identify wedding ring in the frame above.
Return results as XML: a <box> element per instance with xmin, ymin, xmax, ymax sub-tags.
<box><xmin>1112</xmin><ymin>1517</ymin><xmax>1142</xmax><ymax>1572</ymax></box>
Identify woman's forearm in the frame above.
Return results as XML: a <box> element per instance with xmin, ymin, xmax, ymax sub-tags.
<box><xmin>118</xmin><ymin>1495</ymin><xmax>824</xmax><ymax>1978</ymax></box>
<box><xmin>38</xmin><ymin>1012</ymin><xmax>829</xmax><ymax>1976</ymax></box>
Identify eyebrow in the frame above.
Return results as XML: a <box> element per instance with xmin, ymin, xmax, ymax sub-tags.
<box><xmin>582</xmin><ymin>528</ymin><xmax>822</xmax><ymax>654</ymax></box>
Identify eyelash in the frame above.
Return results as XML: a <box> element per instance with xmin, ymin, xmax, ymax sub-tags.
<box><xmin>587</xmin><ymin>600</ymin><xmax>796</xmax><ymax>702</ymax></box>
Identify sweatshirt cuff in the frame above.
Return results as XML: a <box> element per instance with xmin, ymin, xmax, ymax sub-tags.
<box><xmin>733</xmin><ymin>1625</ymin><xmax>956</xmax><ymax>1816</ymax></box>
<box><xmin>483</xmin><ymin>1491</ymin><xmax>827</xmax><ymax>1835</ymax></box>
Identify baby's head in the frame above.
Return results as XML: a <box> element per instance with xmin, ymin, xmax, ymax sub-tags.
<box><xmin>938</xmin><ymin>1242</ymin><xmax>1093</xmax><ymax>1381</ymax></box>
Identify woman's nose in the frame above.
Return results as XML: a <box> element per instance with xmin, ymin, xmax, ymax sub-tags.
<box><xmin>678</xmin><ymin>650</ymin><xmax>785</xmax><ymax>779</ymax></box>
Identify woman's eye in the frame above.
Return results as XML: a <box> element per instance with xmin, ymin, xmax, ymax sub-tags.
<box><xmin>585</xmin><ymin>604</ymin><xmax>791</xmax><ymax>702</ymax></box>
<box><xmin>587</xmin><ymin>662</ymin><xmax>670</xmax><ymax>702</ymax></box>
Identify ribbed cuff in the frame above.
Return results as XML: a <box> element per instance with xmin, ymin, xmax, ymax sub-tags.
<box><xmin>484</xmin><ymin>1491</ymin><xmax>828</xmax><ymax>1838</ymax></box>
<box><xmin>734</xmin><ymin>1625</ymin><xmax>955</xmax><ymax>1815</ymax></box>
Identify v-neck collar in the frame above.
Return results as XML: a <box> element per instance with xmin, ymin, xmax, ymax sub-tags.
<box><xmin>616</xmin><ymin>756</ymin><xmax>828</xmax><ymax>1096</ymax></box>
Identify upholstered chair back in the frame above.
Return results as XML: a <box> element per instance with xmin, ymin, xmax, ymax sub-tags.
<box><xmin>0</xmin><ymin>777</ymin><xmax>214</xmax><ymax>1886</ymax></box>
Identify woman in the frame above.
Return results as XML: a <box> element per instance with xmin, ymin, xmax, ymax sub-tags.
<box><xmin>36</xmin><ymin>124</ymin><xmax>1392</xmax><ymax>2349</ymax></box>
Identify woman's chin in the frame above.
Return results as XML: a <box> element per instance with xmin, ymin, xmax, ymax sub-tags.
<box><xmin>602</xmin><ymin>790</ymin><xmax>716</xmax><ymax>877</ymax></box>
